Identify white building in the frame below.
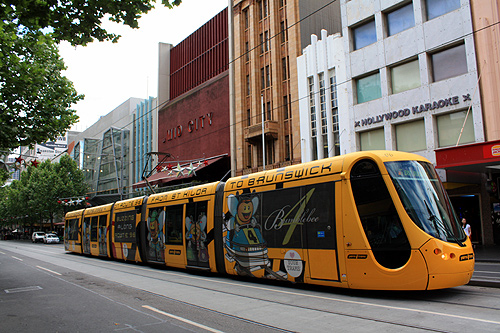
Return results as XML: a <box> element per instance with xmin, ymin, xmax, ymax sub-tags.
<box><xmin>298</xmin><ymin>0</ymin><xmax>483</xmax><ymax>166</ymax></box>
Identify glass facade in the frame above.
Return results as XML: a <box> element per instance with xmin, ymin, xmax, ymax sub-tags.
<box><xmin>437</xmin><ymin>111</ymin><xmax>475</xmax><ymax>147</ymax></box>
<box><xmin>431</xmin><ymin>44</ymin><xmax>468</xmax><ymax>82</ymax></box>
<box><xmin>353</xmin><ymin>19</ymin><xmax>377</xmax><ymax>50</ymax></box>
<box><xmin>426</xmin><ymin>0</ymin><xmax>460</xmax><ymax>20</ymax></box>
<box><xmin>395</xmin><ymin>120</ymin><xmax>426</xmax><ymax>152</ymax></box>
<box><xmin>386</xmin><ymin>3</ymin><xmax>415</xmax><ymax>36</ymax></box>
<box><xmin>73</xmin><ymin>129</ymin><xmax>130</xmax><ymax>201</ymax></box>
<box><xmin>391</xmin><ymin>60</ymin><xmax>421</xmax><ymax>94</ymax></box>
<box><xmin>360</xmin><ymin>128</ymin><xmax>385</xmax><ymax>151</ymax></box>
<box><xmin>356</xmin><ymin>72</ymin><xmax>382</xmax><ymax>104</ymax></box>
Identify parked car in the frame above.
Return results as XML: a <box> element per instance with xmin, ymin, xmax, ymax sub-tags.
<box><xmin>44</xmin><ymin>233</ymin><xmax>60</xmax><ymax>244</ymax></box>
<box><xmin>32</xmin><ymin>232</ymin><xmax>45</xmax><ymax>243</ymax></box>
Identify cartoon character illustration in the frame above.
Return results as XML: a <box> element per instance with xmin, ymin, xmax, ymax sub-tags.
<box><xmin>147</xmin><ymin>209</ymin><xmax>165</xmax><ymax>261</ymax></box>
<box><xmin>98</xmin><ymin>225</ymin><xmax>107</xmax><ymax>255</ymax></box>
<box><xmin>83</xmin><ymin>220</ymin><xmax>91</xmax><ymax>253</ymax></box>
<box><xmin>224</xmin><ymin>193</ymin><xmax>287</xmax><ymax>280</ymax></box>
<box><xmin>185</xmin><ymin>213</ymin><xmax>208</xmax><ymax>262</ymax></box>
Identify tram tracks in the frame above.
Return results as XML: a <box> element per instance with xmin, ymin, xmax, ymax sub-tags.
<box><xmin>3</xmin><ymin>243</ymin><xmax>500</xmax><ymax>332</ymax></box>
<box><xmin>48</xmin><ymin>255</ymin><xmax>500</xmax><ymax>331</ymax></box>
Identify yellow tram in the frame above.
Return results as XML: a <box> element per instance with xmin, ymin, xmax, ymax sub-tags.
<box><xmin>65</xmin><ymin>151</ymin><xmax>474</xmax><ymax>290</ymax></box>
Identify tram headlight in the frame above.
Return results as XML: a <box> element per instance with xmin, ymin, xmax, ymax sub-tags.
<box><xmin>434</xmin><ymin>248</ymin><xmax>456</xmax><ymax>260</ymax></box>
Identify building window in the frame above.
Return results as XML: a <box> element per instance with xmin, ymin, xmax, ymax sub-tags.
<box><xmin>266</xmin><ymin>101</ymin><xmax>272</xmax><ymax>121</ymax></box>
<box><xmin>395</xmin><ymin>120</ymin><xmax>426</xmax><ymax>152</ymax></box>
<box><xmin>282</xmin><ymin>57</ymin><xmax>288</xmax><ymax>80</ymax></box>
<box><xmin>258</xmin><ymin>0</ymin><xmax>264</xmax><ymax>20</ymax></box>
<box><xmin>247</xmin><ymin>144</ymin><xmax>252</xmax><ymax>168</ymax></box>
<box><xmin>308</xmin><ymin>77</ymin><xmax>317</xmax><ymax>138</ymax></box>
<box><xmin>259</xmin><ymin>33</ymin><xmax>264</xmax><ymax>54</ymax></box>
<box><xmin>360</xmin><ymin>128</ymin><xmax>385</xmax><ymax>151</ymax></box>
<box><xmin>353</xmin><ymin>19</ymin><xmax>376</xmax><ymax>50</ymax></box>
<box><xmin>264</xmin><ymin>30</ymin><xmax>270</xmax><ymax>51</ymax></box>
<box><xmin>280</xmin><ymin>21</ymin><xmax>287</xmax><ymax>43</ymax></box>
<box><xmin>283</xmin><ymin>95</ymin><xmax>289</xmax><ymax>120</ymax></box>
<box><xmin>356</xmin><ymin>72</ymin><xmax>382</xmax><ymax>104</ymax></box>
<box><xmin>244</xmin><ymin>8</ymin><xmax>249</xmax><ymax>30</ymax></box>
<box><xmin>386</xmin><ymin>3</ymin><xmax>415</xmax><ymax>36</ymax></box>
<box><xmin>431</xmin><ymin>43</ymin><xmax>467</xmax><ymax>82</ymax></box>
<box><xmin>330</xmin><ymin>73</ymin><xmax>340</xmax><ymax>156</ymax></box>
<box><xmin>246</xmin><ymin>74</ymin><xmax>250</xmax><ymax>96</ymax></box>
<box><xmin>247</xmin><ymin>109</ymin><xmax>251</xmax><ymax>127</ymax></box>
<box><xmin>426</xmin><ymin>0</ymin><xmax>460</xmax><ymax>20</ymax></box>
<box><xmin>319</xmin><ymin>73</ymin><xmax>327</xmax><ymax>137</ymax></box>
<box><xmin>261</xmin><ymin>67</ymin><xmax>265</xmax><ymax>90</ymax></box>
<box><xmin>285</xmin><ymin>135</ymin><xmax>290</xmax><ymax>161</ymax></box>
<box><xmin>437</xmin><ymin>111</ymin><xmax>474</xmax><ymax>147</ymax></box>
<box><xmin>391</xmin><ymin>59</ymin><xmax>420</xmax><ymax>94</ymax></box>
<box><xmin>265</xmin><ymin>65</ymin><xmax>271</xmax><ymax>87</ymax></box>
<box><xmin>245</xmin><ymin>42</ymin><xmax>249</xmax><ymax>61</ymax></box>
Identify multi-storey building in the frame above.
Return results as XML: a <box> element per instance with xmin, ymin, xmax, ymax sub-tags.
<box><xmin>297</xmin><ymin>0</ymin><xmax>500</xmax><ymax>245</ymax></box>
<box><xmin>135</xmin><ymin>8</ymin><xmax>231</xmax><ymax>191</ymax></box>
<box><xmin>231</xmin><ymin>0</ymin><xmax>341</xmax><ymax>175</ymax></box>
<box><xmin>70</xmin><ymin>98</ymin><xmax>143</xmax><ymax>204</ymax></box>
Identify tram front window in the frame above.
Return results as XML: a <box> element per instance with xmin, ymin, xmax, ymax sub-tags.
<box><xmin>385</xmin><ymin>161</ymin><xmax>466</xmax><ymax>245</ymax></box>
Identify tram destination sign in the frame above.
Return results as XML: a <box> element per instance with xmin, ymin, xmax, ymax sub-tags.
<box><xmin>354</xmin><ymin>93</ymin><xmax>471</xmax><ymax>128</ymax></box>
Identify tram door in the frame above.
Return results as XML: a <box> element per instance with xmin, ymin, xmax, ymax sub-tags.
<box><xmin>82</xmin><ymin>217</ymin><xmax>91</xmax><ymax>254</ymax></box>
<box><xmin>185</xmin><ymin>201</ymin><xmax>209</xmax><ymax>269</ymax></box>
<box><xmin>303</xmin><ymin>183</ymin><xmax>339</xmax><ymax>281</ymax></box>
<box><xmin>98</xmin><ymin>215</ymin><xmax>108</xmax><ymax>256</ymax></box>
<box><xmin>145</xmin><ymin>207</ymin><xmax>166</xmax><ymax>263</ymax></box>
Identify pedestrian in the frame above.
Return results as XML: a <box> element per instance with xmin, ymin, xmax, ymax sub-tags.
<box><xmin>462</xmin><ymin>218</ymin><xmax>471</xmax><ymax>239</ymax></box>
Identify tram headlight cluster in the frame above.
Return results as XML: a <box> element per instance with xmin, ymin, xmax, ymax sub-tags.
<box><xmin>433</xmin><ymin>248</ymin><xmax>456</xmax><ymax>260</ymax></box>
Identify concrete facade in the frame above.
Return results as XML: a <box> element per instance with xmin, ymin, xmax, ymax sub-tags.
<box><xmin>296</xmin><ymin>0</ymin><xmax>500</xmax><ymax>245</ymax></box>
<box><xmin>231</xmin><ymin>0</ymin><xmax>342</xmax><ymax>175</ymax></box>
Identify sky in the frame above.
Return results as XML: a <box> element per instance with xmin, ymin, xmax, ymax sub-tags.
<box><xmin>59</xmin><ymin>0</ymin><xmax>229</xmax><ymax>131</ymax></box>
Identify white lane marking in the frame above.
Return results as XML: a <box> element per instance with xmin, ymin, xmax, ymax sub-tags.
<box><xmin>474</xmin><ymin>270</ymin><xmax>500</xmax><ymax>274</ymax></box>
<box><xmin>102</xmin><ymin>261</ymin><xmax>500</xmax><ymax>326</ymax></box>
<box><xmin>36</xmin><ymin>265</ymin><xmax>62</xmax><ymax>276</ymax></box>
<box><xmin>0</xmin><ymin>251</ymin><xmax>6</xmax><ymax>254</ymax></box>
<box><xmin>142</xmin><ymin>305</ymin><xmax>224</xmax><ymax>333</ymax></box>
<box><xmin>11</xmin><ymin>256</ymin><xmax>23</xmax><ymax>261</ymax></box>
<box><xmin>5</xmin><ymin>286</ymin><xmax>42</xmax><ymax>293</ymax></box>
<box><xmin>3</xmin><ymin>245</ymin><xmax>497</xmax><ymax>326</ymax></box>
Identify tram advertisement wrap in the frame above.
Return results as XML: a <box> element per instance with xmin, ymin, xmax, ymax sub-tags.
<box><xmin>224</xmin><ymin>182</ymin><xmax>335</xmax><ymax>280</ymax></box>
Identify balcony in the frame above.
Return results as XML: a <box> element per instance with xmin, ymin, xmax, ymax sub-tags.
<box><xmin>244</xmin><ymin>120</ymin><xmax>279</xmax><ymax>144</ymax></box>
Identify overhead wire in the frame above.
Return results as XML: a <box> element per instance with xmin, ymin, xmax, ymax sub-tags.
<box><xmin>7</xmin><ymin>2</ymin><xmax>500</xmax><ymax>196</ymax></box>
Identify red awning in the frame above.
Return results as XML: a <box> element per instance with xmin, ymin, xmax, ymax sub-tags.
<box><xmin>133</xmin><ymin>155</ymin><xmax>227</xmax><ymax>189</ymax></box>
<box><xmin>435</xmin><ymin>140</ymin><xmax>500</xmax><ymax>172</ymax></box>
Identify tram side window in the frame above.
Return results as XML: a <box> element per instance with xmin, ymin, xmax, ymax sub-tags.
<box><xmin>90</xmin><ymin>216</ymin><xmax>99</xmax><ymax>242</ymax></box>
<box><xmin>351</xmin><ymin>159</ymin><xmax>411</xmax><ymax>269</ymax></box>
<box><xmin>114</xmin><ymin>210</ymin><xmax>137</xmax><ymax>243</ymax></box>
<box><xmin>67</xmin><ymin>218</ymin><xmax>79</xmax><ymax>240</ymax></box>
<box><xmin>98</xmin><ymin>215</ymin><xmax>107</xmax><ymax>238</ymax></box>
<box><xmin>165</xmin><ymin>205</ymin><xmax>183</xmax><ymax>245</ymax></box>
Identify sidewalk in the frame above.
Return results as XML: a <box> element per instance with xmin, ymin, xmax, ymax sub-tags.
<box><xmin>473</xmin><ymin>244</ymin><xmax>500</xmax><ymax>263</ymax></box>
<box><xmin>469</xmin><ymin>244</ymin><xmax>500</xmax><ymax>288</ymax></box>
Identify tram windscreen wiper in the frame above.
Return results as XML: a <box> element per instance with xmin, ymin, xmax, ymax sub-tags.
<box><xmin>424</xmin><ymin>200</ymin><xmax>464</xmax><ymax>247</ymax></box>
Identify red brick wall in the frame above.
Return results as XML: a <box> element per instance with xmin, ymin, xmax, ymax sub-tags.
<box><xmin>158</xmin><ymin>74</ymin><xmax>229</xmax><ymax>161</ymax></box>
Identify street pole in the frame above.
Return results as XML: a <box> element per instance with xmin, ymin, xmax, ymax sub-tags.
<box><xmin>261</xmin><ymin>94</ymin><xmax>266</xmax><ymax>171</ymax></box>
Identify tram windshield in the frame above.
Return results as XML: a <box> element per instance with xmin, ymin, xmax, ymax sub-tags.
<box><xmin>385</xmin><ymin>161</ymin><xmax>466</xmax><ymax>245</ymax></box>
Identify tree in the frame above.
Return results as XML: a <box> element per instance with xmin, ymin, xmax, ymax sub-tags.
<box><xmin>0</xmin><ymin>0</ymin><xmax>183</xmax><ymax>150</ymax></box>
<box><xmin>0</xmin><ymin>155</ymin><xmax>87</xmax><ymax>230</ymax></box>
<box><xmin>0</xmin><ymin>24</ymin><xmax>84</xmax><ymax>150</ymax></box>
<box><xmin>1</xmin><ymin>0</ymin><xmax>183</xmax><ymax>46</ymax></box>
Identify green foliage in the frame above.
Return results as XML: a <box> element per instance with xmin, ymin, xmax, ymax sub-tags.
<box><xmin>0</xmin><ymin>0</ymin><xmax>183</xmax><ymax>150</ymax></box>
<box><xmin>0</xmin><ymin>23</ymin><xmax>84</xmax><ymax>150</ymax></box>
<box><xmin>1</xmin><ymin>0</ymin><xmax>183</xmax><ymax>46</ymax></box>
<box><xmin>0</xmin><ymin>155</ymin><xmax>88</xmax><ymax>226</ymax></box>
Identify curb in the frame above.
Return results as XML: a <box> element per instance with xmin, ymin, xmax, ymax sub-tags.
<box><xmin>468</xmin><ymin>280</ymin><xmax>500</xmax><ymax>288</ymax></box>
